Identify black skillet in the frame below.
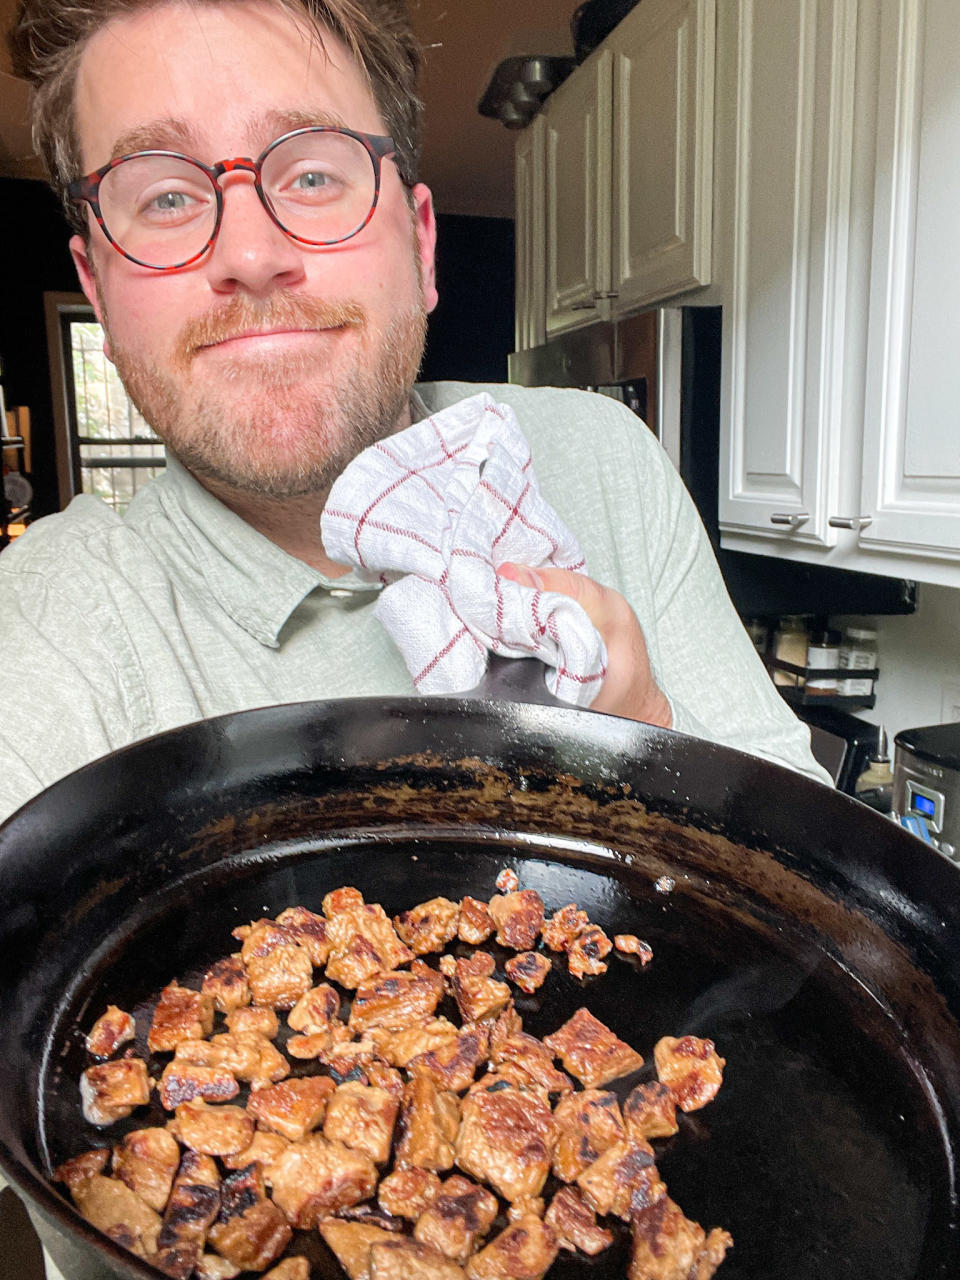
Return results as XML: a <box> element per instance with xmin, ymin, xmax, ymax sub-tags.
<box><xmin>1</xmin><ymin>684</ymin><xmax>959</xmax><ymax>1279</ymax></box>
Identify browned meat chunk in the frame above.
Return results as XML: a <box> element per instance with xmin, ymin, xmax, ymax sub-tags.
<box><xmin>54</xmin><ymin>1147</ymin><xmax>110</xmax><ymax>1192</ymax></box>
<box><xmin>225</xmin><ymin>1005</ymin><xmax>280</xmax><ymax>1038</ymax></box>
<box><xmin>324</xmin><ymin>1080</ymin><xmax>399</xmax><ymax>1164</ymax></box>
<box><xmin>153</xmin><ymin>1151</ymin><xmax>220</xmax><ymax>1278</ymax></box>
<box><xmin>614</xmin><ymin>935</ymin><xmax>653</xmax><ymax>965</ymax></box>
<box><xmin>263</xmin><ymin>1261</ymin><xmax>310</xmax><ymax>1280</ymax></box>
<box><xmin>201</xmin><ymin>956</ymin><xmax>251</xmax><ymax>1014</ymax></box>
<box><xmin>349</xmin><ymin>962</ymin><xmax>445</xmax><ymax>1034</ymax></box>
<box><xmin>325</xmin><ymin>901</ymin><xmax>413</xmax><ymax>989</ymax></box>
<box><xmin>194</xmin><ymin>1255</ymin><xmax>242</xmax><ymax>1279</ymax></box>
<box><xmin>395</xmin><ymin>1077</ymin><xmax>459</xmax><ymax>1171</ymax></box>
<box><xmin>624</xmin><ymin>1081</ymin><xmax>679</xmax><ymax>1139</ymax></box>
<box><xmin>170</xmin><ymin>1099</ymin><xmax>254</xmax><ymax>1156</ymax></box>
<box><xmin>378</xmin><ymin>1167</ymin><xmax>442</xmax><ymax>1221</ymax></box>
<box><xmin>551</xmin><ymin>1089</ymin><xmax>625</xmax><ymax>1182</ymax></box>
<box><xmin>369</xmin><ymin>1018</ymin><xmax>460</xmax><ymax>1069</ymax></box>
<box><xmin>488</xmin><ymin>890</ymin><xmax>544</xmax><ymax>951</ymax></box>
<box><xmin>545</xmin><ymin>1186</ymin><xmax>613</xmax><ymax>1256</ymax></box>
<box><xmin>148</xmin><ymin>982</ymin><xmax>215</xmax><ymax>1053</ymax></box>
<box><xmin>323</xmin><ymin>886</ymin><xmax>366</xmax><ymax>916</ymax></box>
<box><xmin>159</xmin><ymin>1060</ymin><xmax>239</xmax><ymax>1111</ymax></box>
<box><xmin>566</xmin><ymin>926</ymin><xmax>613</xmax><ymax>979</ymax></box>
<box><xmin>504</xmin><ymin>952</ymin><xmax>551</xmax><ymax>994</ymax></box>
<box><xmin>244</xmin><ymin>940</ymin><xmax>314</xmax><ymax>1010</ymax></box>
<box><xmin>464</xmin><ymin>1215</ymin><xmax>558</xmax><ymax>1280</ymax></box>
<box><xmin>413</xmin><ymin>1174</ymin><xmax>498</xmax><ymax>1264</ymax></box>
<box><xmin>370</xmin><ymin>1238</ymin><xmax>466</xmax><ymax>1278</ymax></box>
<box><xmin>457</xmin><ymin>897</ymin><xmax>495</xmax><ymax>945</ymax></box>
<box><xmin>495</xmin><ymin>869</ymin><xmax>519</xmax><ymax>893</ymax></box>
<box><xmin>80</xmin><ymin>1057</ymin><xmax>151</xmax><ymax>1126</ymax></box>
<box><xmin>71</xmin><ymin>1174</ymin><xmax>162</xmax><ymax>1259</ymax></box>
<box><xmin>629</xmin><ymin>1196</ymin><xmax>732</xmax><ymax>1280</ymax></box>
<box><xmin>487</xmin><ymin>1001</ymin><xmax>523</xmax><ymax>1057</ymax></box>
<box><xmin>174</xmin><ymin>1032</ymin><xmax>288</xmax><ymax>1088</ymax></box>
<box><xmin>654</xmin><ymin>1036</ymin><xmax>725</xmax><ymax>1113</ymax></box>
<box><xmin>112</xmin><ymin>1127</ymin><xmax>180</xmax><ymax>1211</ymax></box>
<box><xmin>207</xmin><ymin>1163</ymin><xmax>292</xmax><ymax>1272</ymax></box>
<box><xmin>275</xmin><ymin>905</ymin><xmax>331</xmax><ymax>966</ymax></box>
<box><xmin>543</xmin><ymin>1007</ymin><xmax>644</xmax><ymax>1088</ymax></box>
<box><xmin>85</xmin><ymin>1005</ymin><xmax>136</xmax><ymax>1059</ymax></box>
<box><xmin>319</xmin><ymin>1218</ymin><xmax>399</xmax><ymax>1279</ymax></box>
<box><xmin>576</xmin><ymin>1139</ymin><xmax>665</xmax><ymax>1220</ymax></box>
<box><xmin>287</xmin><ymin>1032</ymin><xmax>332</xmax><ymax>1059</ymax></box>
<box><xmin>450</xmin><ymin>952</ymin><xmax>510</xmax><ymax>1024</ymax></box>
<box><xmin>393</xmin><ymin>897</ymin><xmax>460</xmax><ymax>955</ymax></box>
<box><xmin>540</xmin><ymin>904</ymin><xmax>589</xmax><ymax>953</ymax></box>
<box><xmin>247</xmin><ymin>1075</ymin><xmax>336</xmax><ymax>1141</ymax></box>
<box><xmin>455</xmin><ymin>1080</ymin><xmax>556</xmax><ymax>1201</ymax></box>
<box><xmin>222</xmin><ymin>1129</ymin><xmax>290</xmax><ymax>1171</ymax></box>
<box><xmin>365</xmin><ymin>1062</ymin><xmax>404</xmax><ymax>1101</ymax></box>
<box><xmin>408</xmin><ymin>1023</ymin><xmax>489</xmax><ymax>1093</ymax></box>
<box><xmin>490</xmin><ymin>1031</ymin><xmax>573</xmax><ymax>1096</ymax></box>
<box><xmin>265</xmin><ymin>1134</ymin><xmax>377</xmax><ymax>1228</ymax></box>
<box><xmin>287</xmin><ymin>982</ymin><xmax>341</xmax><ymax>1034</ymax></box>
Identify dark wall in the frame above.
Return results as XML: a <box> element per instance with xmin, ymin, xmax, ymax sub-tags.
<box><xmin>0</xmin><ymin>178</ymin><xmax>79</xmax><ymax>519</ymax></box>
<box><xmin>420</xmin><ymin>213</ymin><xmax>515</xmax><ymax>385</ymax></box>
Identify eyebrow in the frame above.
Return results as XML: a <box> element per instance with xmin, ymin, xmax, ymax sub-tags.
<box><xmin>110</xmin><ymin>108</ymin><xmax>354</xmax><ymax>162</ymax></box>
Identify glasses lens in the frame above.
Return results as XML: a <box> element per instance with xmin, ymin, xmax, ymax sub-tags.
<box><xmin>99</xmin><ymin>155</ymin><xmax>218</xmax><ymax>268</ymax></box>
<box><xmin>260</xmin><ymin>131</ymin><xmax>379</xmax><ymax>245</ymax></box>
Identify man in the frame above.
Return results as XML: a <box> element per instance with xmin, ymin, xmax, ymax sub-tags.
<box><xmin>0</xmin><ymin>0</ymin><xmax>829</xmax><ymax>823</ymax></box>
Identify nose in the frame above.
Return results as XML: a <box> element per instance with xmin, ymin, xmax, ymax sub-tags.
<box><xmin>204</xmin><ymin>169</ymin><xmax>307</xmax><ymax>296</ymax></box>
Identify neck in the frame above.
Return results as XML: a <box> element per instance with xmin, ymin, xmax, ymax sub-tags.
<box><xmin>203</xmin><ymin>483</ymin><xmax>349</xmax><ymax>575</ymax></box>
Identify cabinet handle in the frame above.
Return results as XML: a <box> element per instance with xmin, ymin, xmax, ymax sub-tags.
<box><xmin>770</xmin><ymin>512</ymin><xmax>809</xmax><ymax>528</ymax></box>
<box><xmin>828</xmin><ymin>515</ymin><xmax>873</xmax><ymax>530</ymax></box>
<box><xmin>592</xmin><ymin>291</ymin><xmax>619</xmax><ymax>300</ymax></box>
<box><xmin>570</xmin><ymin>301</ymin><xmax>597</xmax><ymax>311</ymax></box>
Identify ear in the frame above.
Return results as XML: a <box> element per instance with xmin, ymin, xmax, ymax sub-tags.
<box><xmin>410</xmin><ymin>183</ymin><xmax>439</xmax><ymax>314</ymax></box>
<box><xmin>70</xmin><ymin>233</ymin><xmax>113</xmax><ymax>361</ymax></box>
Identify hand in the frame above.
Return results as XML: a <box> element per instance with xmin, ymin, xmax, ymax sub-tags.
<box><xmin>497</xmin><ymin>563</ymin><xmax>673</xmax><ymax>727</ymax></box>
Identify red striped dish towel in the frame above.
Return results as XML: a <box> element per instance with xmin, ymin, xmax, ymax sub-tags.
<box><xmin>321</xmin><ymin>393</ymin><xmax>607</xmax><ymax>704</ymax></box>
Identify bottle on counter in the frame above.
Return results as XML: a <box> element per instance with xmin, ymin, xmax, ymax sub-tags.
<box><xmin>839</xmin><ymin>625</ymin><xmax>878</xmax><ymax>699</ymax></box>
<box><xmin>772</xmin><ymin>616</ymin><xmax>810</xmax><ymax>686</ymax></box>
<box><xmin>805</xmin><ymin>627</ymin><xmax>842</xmax><ymax>695</ymax></box>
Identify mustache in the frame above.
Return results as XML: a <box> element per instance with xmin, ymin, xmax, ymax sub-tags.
<box><xmin>178</xmin><ymin>292</ymin><xmax>366</xmax><ymax>356</ymax></box>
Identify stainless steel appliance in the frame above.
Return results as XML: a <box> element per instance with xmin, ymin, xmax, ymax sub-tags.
<box><xmin>893</xmin><ymin>723</ymin><xmax>960</xmax><ymax>860</ymax></box>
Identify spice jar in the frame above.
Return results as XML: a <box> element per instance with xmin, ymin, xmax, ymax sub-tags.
<box><xmin>839</xmin><ymin>625</ymin><xmax>878</xmax><ymax>699</ymax></box>
<box><xmin>772</xmin><ymin>616</ymin><xmax>809</xmax><ymax>686</ymax></box>
<box><xmin>805</xmin><ymin>627</ymin><xmax>842</xmax><ymax>694</ymax></box>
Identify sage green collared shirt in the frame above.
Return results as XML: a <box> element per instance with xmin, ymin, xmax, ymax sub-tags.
<box><xmin>0</xmin><ymin>381</ymin><xmax>829</xmax><ymax>822</ymax></box>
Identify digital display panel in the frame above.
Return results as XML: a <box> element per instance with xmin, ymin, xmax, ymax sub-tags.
<box><xmin>913</xmin><ymin>792</ymin><xmax>937</xmax><ymax>818</ymax></box>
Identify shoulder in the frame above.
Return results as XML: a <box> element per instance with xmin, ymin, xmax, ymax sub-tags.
<box><xmin>1</xmin><ymin>496</ymin><xmax>121</xmax><ymax>578</ymax></box>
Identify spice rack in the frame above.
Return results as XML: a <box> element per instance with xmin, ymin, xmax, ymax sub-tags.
<box><xmin>763</xmin><ymin>656</ymin><xmax>879</xmax><ymax>711</ymax></box>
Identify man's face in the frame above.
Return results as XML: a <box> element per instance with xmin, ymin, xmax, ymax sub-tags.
<box><xmin>69</xmin><ymin>0</ymin><xmax>438</xmax><ymax>501</ymax></box>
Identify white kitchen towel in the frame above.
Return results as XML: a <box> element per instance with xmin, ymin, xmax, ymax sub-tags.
<box><xmin>321</xmin><ymin>393</ymin><xmax>607</xmax><ymax>703</ymax></box>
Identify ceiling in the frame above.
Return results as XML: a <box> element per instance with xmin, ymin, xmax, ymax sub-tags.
<box><xmin>0</xmin><ymin>0</ymin><xmax>580</xmax><ymax>217</ymax></box>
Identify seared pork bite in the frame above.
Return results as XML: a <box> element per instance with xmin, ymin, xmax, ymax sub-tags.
<box><xmin>320</xmin><ymin>1217</ymin><xmax>400</xmax><ymax>1277</ymax></box>
<box><xmin>629</xmin><ymin>1195</ymin><xmax>733</xmax><ymax>1280</ymax></box>
<box><xmin>221</xmin><ymin>1129</ymin><xmax>290</xmax><ymax>1172</ymax></box>
<box><xmin>495</xmin><ymin>869</ymin><xmax>520</xmax><ymax>893</ymax></box>
<box><xmin>490</xmin><ymin>1030</ymin><xmax>573</xmax><ymax>1096</ymax></box>
<box><xmin>464</xmin><ymin>1215</ymin><xmax>558</xmax><ymax>1280</ymax></box>
<box><xmin>370</xmin><ymin>1017</ymin><xmax>460</xmax><ymax>1069</ymax></box>
<box><xmin>540</xmin><ymin>904</ymin><xmax>589</xmax><ymax>953</ymax></box>
<box><xmin>275</xmin><ymin>905</ymin><xmax>331</xmax><ymax>966</ymax></box>
<box><xmin>565</xmin><ymin>926</ymin><xmax>613</xmax><ymax>980</ymax></box>
<box><xmin>265</xmin><ymin>1133</ymin><xmax>377</xmax><ymax>1228</ymax></box>
<box><xmin>455</xmin><ymin>1079</ymin><xmax>556</xmax><ymax>1201</ymax></box>
<box><xmin>325</xmin><ymin>901</ymin><xmax>413</xmax><ymax>988</ymax></box>
<box><xmin>407</xmin><ymin>1023</ymin><xmax>490</xmax><ymax>1093</ymax></box>
<box><xmin>614</xmin><ymin>934</ymin><xmax>654</xmax><ymax>965</ymax></box>
<box><xmin>200</xmin><ymin>956</ymin><xmax>251</xmax><ymax>1014</ymax></box>
<box><xmin>206</xmin><ymin>1163</ymin><xmax>291</xmax><ymax>1272</ymax></box>
<box><xmin>153</xmin><ymin>1151</ymin><xmax>220</xmax><ymax>1277</ymax></box>
<box><xmin>450</xmin><ymin>952</ymin><xmax>511</xmax><ymax>1024</ymax></box>
<box><xmin>504</xmin><ymin>951</ymin><xmax>552</xmax><ymax>994</ymax></box>
<box><xmin>394</xmin><ymin>897</ymin><xmax>460</xmax><ymax>955</ymax></box>
<box><xmin>225</xmin><ymin>1005</ymin><xmax>280</xmax><ymax>1038</ymax></box>
<box><xmin>623</xmin><ymin>1081</ymin><xmax>679</xmax><ymax>1140</ymax></box>
<box><xmin>112</xmin><ymin>1127</ymin><xmax>180</xmax><ymax>1211</ymax></box>
<box><xmin>247</xmin><ymin>1075</ymin><xmax>336</xmax><ymax>1141</ymax></box>
<box><xmin>370</xmin><ymin>1237</ymin><xmax>467</xmax><ymax>1277</ymax></box>
<box><xmin>487</xmin><ymin>889</ymin><xmax>545</xmax><ymax>951</ymax></box>
<box><xmin>85</xmin><ymin>1005</ymin><xmax>136</xmax><ymax>1059</ymax></box>
<box><xmin>262</xmin><ymin>1258</ymin><xmax>310</xmax><ymax>1280</ymax></box>
<box><xmin>287</xmin><ymin>982</ymin><xmax>341</xmax><ymax>1034</ymax></box>
<box><xmin>80</xmin><ymin>1058</ymin><xmax>151</xmax><ymax>1127</ymax></box>
<box><xmin>323</xmin><ymin>1080</ymin><xmax>400</xmax><ymax>1164</ymax></box>
<box><xmin>395</xmin><ymin>1075</ymin><xmax>460</xmax><ymax>1172</ymax></box>
<box><xmin>148</xmin><ymin>983</ymin><xmax>215</xmax><ymax>1054</ymax></box>
<box><xmin>551</xmin><ymin>1089</ymin><xmax>625</xmax><ymax>1182</ymax></box>
<box><xmin>543</xmin><ymin>1007</ymin><xmax>645</xmax><ymax>1088</ymax></box>
<box><xmin>71</xmin><ymin>1174</ymin><xmax>162</xmax><ymax>1260</ymax></box>
<box><xmin>159</xmin><ymin>1059</ymin><xmax>239</xmax><ymax>1111</ymax></box>
<box><xmin>348</xmin><ymin>962</ymin><xmax>445</xmax><ymax>1033</ymax></box>
<box><xmin>576</xmin><ymin>1139</ymin><xmax>665</xmax><ymax>1220</ymax></box>
<box><xmin>54</xmin><ymin>1147</ymin><xmax>111</xmax><ymax>1191</ymax></box>
<box><xmin>544</xmin><ymin>1186</ymin><xmax>614</xmax><ymax>1256</ymax></box>
<box><xmin>169</xmin><ymin>1099</ymin><xmax>254</xmax><ymax>1157</ymax></box>
<box><xmin>654</xmin><ymin>1035</ymin><xmax>725</xmax><ymax>1112</ymax></box>
<box><xmin>377</xmin><ymin>1167</ymin><xmax>442</xmax><ymax>1221</ymax></box>
<box><xmin>457</xmin><ymin>896</ymin><xmax>495</xmax><ymax>945</ymax></box>
<box><xmin>412</xmin><ymin>1174</ymin><xmax>498</xmax><ymax>1263</ymax></box>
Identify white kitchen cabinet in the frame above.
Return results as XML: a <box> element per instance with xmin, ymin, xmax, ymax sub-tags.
<box><xmin>857</xmin><ymin>0</ymin><xmax>960</xmax><ymax>575</ymax></box>
<box><xmin>515</xmin><ymin>115</ymin><xmax>546</xmax><ymax>353</ymax></box>
<box><xmin>718</xmin><ymin>0</ymin><xmax>960</xmax><ymax>589</ymax></box>
<box><xmin>524</xmin><ymin>0</ymin><xmax>715</xmax><ymax>344</ymax></box>
<box><xmin>718</xmin><ymin>0</ymin><xmax>864</xmax><ymax>552</ymax></box>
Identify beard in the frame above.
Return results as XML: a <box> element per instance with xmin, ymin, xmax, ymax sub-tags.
<box><xmin>103</xmin><ymin>287</ymin><xmax>428</xmax><ymax>501</ymax></box>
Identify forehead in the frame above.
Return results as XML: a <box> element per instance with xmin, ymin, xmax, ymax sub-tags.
<box><xmin>74</xmin><ymin>0</ymin><xmax>385</xmax><ymax>167</ymax></box>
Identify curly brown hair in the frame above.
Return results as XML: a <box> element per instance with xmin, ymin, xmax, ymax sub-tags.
<box><xmin>7</xmin><ymin>0</ymin><xmax>423</xmax><ymax>234</ymax></box>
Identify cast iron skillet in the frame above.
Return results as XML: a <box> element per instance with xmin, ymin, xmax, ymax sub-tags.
<box><xmin>1</xmin><ymin>691</ymin><xmax>960</xmax><ymax>1279</ymax></box>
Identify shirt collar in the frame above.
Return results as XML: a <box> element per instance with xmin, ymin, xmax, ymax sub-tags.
<box><xmin>147</xmin><ymin>454</ymin><xmax>377</xmax><ymax>648</ymax></box>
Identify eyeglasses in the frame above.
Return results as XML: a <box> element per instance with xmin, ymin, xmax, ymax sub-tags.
<box><xmin>68</xmin><ymin>126</ymin><xmax>398</xmax><ymax>271</ymax></box>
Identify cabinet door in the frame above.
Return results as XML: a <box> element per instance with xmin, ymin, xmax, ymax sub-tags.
<box><xmin>544</xmin><ymin>49</ymin><xmax>613</xmax><ymax>335</ymax></box>
<box><xmin>859</xmin><ymin>0</ymin><xmax>960</xmax><ymax>569</ymax></box>
<box><xmin>718</xmin><ymin>0</ymin><xmax>861</xmax><ymax>549</ymax></box>
<box><xmin>611</xmin><ymin>0</ymin><xmax>715</xmax><ymax>312</ymax></box>
<box><xmin>514</xmin><ymin>117</ymin><xmax>546</xmax><ymax>353</ymax></box>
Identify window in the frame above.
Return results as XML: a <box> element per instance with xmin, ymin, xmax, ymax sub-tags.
<box><xmin>45</xmin><ymin>293</ymin><xmax>166</xmax><ymax>513</ymax></box>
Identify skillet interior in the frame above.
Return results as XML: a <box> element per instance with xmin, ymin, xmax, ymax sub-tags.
<box><xmin>2</xmin><ymin>695</ymin><xmax>960</xmax><ymax>1279</ymax></box>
